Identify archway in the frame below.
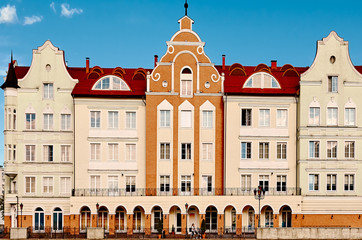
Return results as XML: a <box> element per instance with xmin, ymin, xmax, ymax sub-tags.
<box><xmin>242</xmin><ymin>205</ymin><xmax>254</xmax><ymax>232</ymax></box>
<box><xmin>205</xmin><ymin>206</ymin><xmax>217</xmax><ymax>232</ymax></box>
<box><xmin>115</xmin><ymin>206</ymin><xmax>127</xmax><ymax>232</ymax></box>
<box><xmin>80</xmin><ymin>206</ymin><xmax>91</xmax><ymax>231</ymax></box>
<box><xmin>280</xmin><ymin>205</ymin><xmax>292</xmax><ymax>227</ymax></box>
<box><xmin>224</xmin><ymin>205</ymin><xmax>236</xmax><ymax>232</ymax></box>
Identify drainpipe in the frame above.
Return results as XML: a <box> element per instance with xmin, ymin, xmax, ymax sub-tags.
<box><xmin>223</xmin><ymin>94</ymin><xmax>227</xmax><ymax>194</ymax></box>
<box><xmin>295</xmin><ymin>94</ymin><xmax>299</xmax><ymax>194</ymax></box>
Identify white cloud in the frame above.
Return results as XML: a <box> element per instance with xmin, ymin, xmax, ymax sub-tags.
<box><xmin>0</xmin><ymin>4</ymin><xmax>18</xmax><ymax>24</ymax></box>
<box><xmin>24</xmin><ymin>15</ymin><xmax>43</xmax><ymax>25</ymax></box>
<box><xmin>60</xmin><ymin>3</ymin><xmax>83</xmax><ymax>18</ymax></box>
<box><xmin>50</xmin><ymin>2</ymin><xmax>56</xmax><ymax>13</ymax></box>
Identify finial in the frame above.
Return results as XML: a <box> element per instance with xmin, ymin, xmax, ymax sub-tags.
<box><xmin>184</xmin><ymin>0</ymin><xmax>188</xmax><ymax>16</ymax></box>
<box><xmin>11</xmin><ymin>50</ymin><xmax>13</xmax><ymax>63</ymax></box>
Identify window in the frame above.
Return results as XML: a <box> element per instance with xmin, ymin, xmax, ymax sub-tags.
<box><xmin>108</xmin><ymin>111</ymin><xmax>118</xmax><ymax>129</ymax></box>
<box><xmin>345</xmin><ymin>108</ymin><xmax>356</xmax><ymax>126</ymax></box>
<box><xmin>180</xmin><ymin>110</ymin><xmax>192</xmax><ymax>128</ymax></box>
<box><xmin>13</xmin><ymin>109</ymin><xmax>16</xmax><ymax>130</ymax></box>
<box><xmin>90</xmin><ymin>111</ymin><xmax>100</xmax><ymax>128</ymax></box>
<box><xmin>202</xmin><ymin>110</ymin><xmax>213</xmax><ymax>128</ymax></box>
<box><xmin>205</xmin><ymin>206</ymin><xmax>217</xmax><ymax>231</ymax></box>
<box><xmin>80</xmin><ymin>207</ymin><xmax>91</xmax><ymax>230</ymax></box>
<box><xmin>90</xmin><ymin>176</ymin><xmax>100</xmax><ymax>190</ymax></box>
<box><xmin>309</xmin><ymin>141</ymin><xmax>320</xmax><ymax>158</ymax></box>
<box><xmin>344</xmin><ymin>174</ymin><xmax>354</xmax><ymax>191</ymax></box>
<box><xmin>90</xmin><ymin>143</ymin><xmax>101</xmax><ymax>161</ymax></box>
<box><xmin>26</xmin><ymin>145</ymin><xmax>35</xmax><ymax>162</ymax></box>
<box><xmin>126</xmin><ymin>176</ymin><xmax>136</xmax><ymax>192</ymax></box>
<box><xmin>160</xmin><ymin>175</ymin><xmax>170</xmax><ymax>192</ymax></box>
<box><xmin>259</xmin><ymin>175</ymin><xmax>269</xmax><ymax>191</ymax></box>
<box><xmin>115</xmin><ymin>207</ymin><xmax>126</xmax><ymax>232</ymax></box>
<box><xmin>328</xmin><ymin>76</ymin><xmax>338</xmax><ymax>93</ymax></box>
<box><xmin>327</xmin><ymin>141</ymin><xmax>337</xmax><ymax>159</ymax></box>
<box><xmin>277</xmin><ymin>175</ymin><xmax>287</xmax><ymax>192</ymax></box>
<box><xmin>43</xmin><ymin>145</ymin><xmax>53</xmax><ymax>162</ymax></box>
<box><xmin>309</xmin><ymin>107</ymin><xmax>320</xmax><ymax>125</ymax></box>
<box><xmin>25</xmin><ymin>177</ymin><xmax>35</xmax><ymax>193</ymax></box>
<box><xmin>276</xmin><ymin>109</ymin><xmax>287</xmax><ymax>127</ymax></box>
<box><xmin>160</xmin><ymin>110</ymin><xmax>170</xmax><ymax>127</ymax></box>
<box><xmin>108</xmin><ymin>143</ymin><xmax>118</xmax><ymax>161</ymax></box>
<box><xmin>153</xmin><ymin>206</ymin><xmax>163</xmax><ymax>230</ymax></box>
<box><xmin>241</xmin><ymin>142</ymin><xmax>251</xmax><ymax>159</ymax></box>
<box><xmin>108</xmin><ymin>176</ymin><xmax>119</xmax><ymax>195</ymax></box>
<box><xmin>43</xmin><ymin>83</ymin><xmax>53</xmax><ymax>99</ymax></box>
<box><xmin>181</xmin><ymin>175</ymin><xmax>191</xmax><ymax>193</ymax></box>
<box><xmin>327</xmin><ymin>107</ymin><xmax>338</xmax><ymax>125</ymax></box>
<box><xmin>259</xmin><ymin>142</ymin><xmax>269</xmax><ymax>159</ymax></box>
<box><xmin>61</xmin><ymin>145</ymin><xmax>70</xmax><ymax>162</ymax></box>
<box><xmin>13</xmin><ymin>145</ymin><xmax>16</xmax><ymax>161</ymax></box>
<box><xmin>327</xmin><ymin>174</ymin><xmax>337</xmax><ymax>191</ymax></box>
<box><xmin>202</xmin><ymin>143</ymin><xmax>213</xmax><ymax>161</ymax></box>
<box><xmin>181</xmin><ymin>143</ymin><xmax>191</xmax><ymax>160</ymax></box>
<box><xmin>309</xmin><ymin>174</ymin><xmax>319</xmax><ymax>191</ymax></box>
<box><xmin>241</xmin><ymin>109</ymin><xmax>252</xmax><ymax>126</ymax></box>
<box><xmin>202</xmin><ymin>176</ymin><xmax>212</xmax><ymax>192</ymax></box>
<box><xmin>61</xmin><ymin>114</ymin><xmax>71</xmax><ymax>130</ymax></box>
<box><xmin>53</xmin><ymin>208</ymin><xmax>63</xmax><ymax>231</ymax></box>
<box><xmin>34</xmin><ymin>207</ymin><xmax>45</xmax><ymax>231</ymax></box>
<box><xmin>345</xmin><ymin>141</ymin><xmax>355</xmax><ymax>159</ymax></box>
<box><xmin>26</xmin><ymin>113</ymin><xmax>36</xmax><ymax>130</ymax></box>
<box><xmin>160</xmin><ymin>143</ymin><xmax>170</xmax><ymax>160</ymax></box>
<box><xmin>60</xmin><ymin>177</ymin><xmax>71</xmax><ymax>194</ymax></box>
<box><xmin>94</xmin><ymin>76</ymin><xmax>130</xmax><ymax>90</ymax></box>
<box><xmin>125</xmin><ymin>144</ymin><xmax>136</xmax><ymax>161</ymax></box>
<box><xmin>126</xmin><ymin>112</ymin><xmax>136</xmax><ymax>129</ymax></box>
<box><xmin>43</xmin><ymin>114</ymin><xmax>53</xmax><ymax>130</ymax></box>
<box><xmin>180</xmin><ymin>68</ymin><xmax>192</xmax><ymax>97</ymax></box>
<box><xmin>277</xmin><ymin>142</ymin><xmax>287</xmax><ymax>160</ymax></box>
<box><xmin>43</xmin><ymin>177</ymin><xmax>53</xmax><ymax>193</ymax></box>
<box><xmin>259</xmin><ymin>109</ymin><xmax>270</xmax><ymax>127</ymax></box>
<box><xmin>241</xmin><ymin>174</ymin><xmax>251</xmax><ymax>191</ymax></box>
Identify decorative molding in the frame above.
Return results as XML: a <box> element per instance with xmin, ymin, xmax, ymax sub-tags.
<box><xmin>299</xmin><ymin>81</ymin><xmax>322</xmax><ymax>86</ymax></box>
<box><xmin>166</xmin><ymin>41</ymin><xmax>205</xmax><ymax>46</ymax></box>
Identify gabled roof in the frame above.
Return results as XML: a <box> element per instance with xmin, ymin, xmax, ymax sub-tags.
<box><xmin>1</xmin><ymin>56</ymin><xmax>20</xmax><ymax>89</ymax></box>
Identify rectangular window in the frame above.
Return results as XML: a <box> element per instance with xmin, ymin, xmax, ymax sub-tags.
<box><xmin>202</xmin><ymin>143</ymin><xmax>213</xmax><ymax>161</ymax></box>
<box><xmin>90</xmin><ymin>175</ymin><xmax>100</xmax><ymax>190</ymax></box>
<box><xmin>259</xmin><ymin>175</ymin><xmax>269</xmax><ymax>191</ymax></box>
<box><xmin>327</xmin><ymin>141</ymin><xmax>337</xmax><ymax>159</ymax></box>
<box><xmin>241</xmin><ymin>109</ymin><xmax>252</xmax><ymax>126</ymax></box>
<box><xmin>180</xmin><ymin>110</ymin><xmax>192</xmax><ymax>128</ymax></box>
<box><xmin>160</xmin><ymin>175</ymin><xmax>170</xmax><ymax>192</ymax></box>
<box><xmin>26</xmin><ymin>145</ymin><xmax>35</xmax><ymax>162</ymax></box>
<box><xmin>160</xmin><ymin>110</ymin><xmax>170</xmax><ymax>127</ymax></box>
<box><xmin>241</xmin><ymin>142</ymin><xmax>251</xmax><ymax>159</ymax></box>
<box><xmin>345</xmin><ymin>108</ymin><xmax>356</xmax><ymax>126</ymax></box>
<box><xmin>126</xmin><ymin>176</ymin><xmax>136</xmax><ymax>192</ymax></box>
<box><xmin>108</xmin><ymin>176</ymin><xmax>119</xmax><ymax>194</ymax></box>
<box><xmin>26</xmin><ymin>113</ymin><xmax>36</xmax><ymax>130</ymax></box>
<box><xmin>202</xmin><ymin>176</ymin><xmax>212</xmax><ymax>192</ymax></box>
<box><xmin>202</xmin><ymin>110</ymin><xmax>213</xmax><ymax>128</ymax></box>
<box><xmin>327</xmin><ymin>107</ymin><xmax>338</xmax><ymax>125</ymax></box>
<box><xmin>259</xmin><ymin>109</ymin><xmax>270</xmax><ymax>127</ymax></box>
<box><xmin>61</xmin><ymin>145</ymin><xmax>70</xmax><ymax>162</ymax></box>
<box><xmin>60</xmin><ymin>177</ymin><xmax>71</xmax><ymax>194</ymax></box>
<box><xmin>309</xmin><ymin>174</ymin><xmax>319</xmax><ymax>191</ymax></box>
<box><xmin>108</xmin><ymin>111</ymin><xmax>118</xmax><ymax>129</ymax></box>
<box><xmin>43</xmin><ymin>145</ymin><xmax>53</xmax><ymax>162</ymax></box>
<box><xmin>90</xmin><ymin>111</ymin><xmax>100</xmax><ymax>128</ymax></box>
<box><xmin>126</xmin><ymin>112</ymin><xmax>136</xmax><ymax>129</ymax></box>
<box><xmin>345</xmin><ymin>141</ymin><xmax>355</xmax><ymax>159</ymax></box>
<box><xmin>43</xmin><ymin>83</ymin><xmax>54</xmax><ymax>99</ymax></box>
<box><xmin>309</xmin><ymin>141</ymin><xmax>320</xmax><ymax>158</ymax></box>
<box><xmin>125</xmin><ymin>144</ymin><xmax>136</xmax><ymax>161</ymax></box>
<box><xmin>277</xmin><ymin>142</ymin><xmax>287</xmax><ymax>160</ymax></box>
<box><xmin>108</xmin><ymin>143</ymin><xmax>119</xmax><ymax>161</ymax></box>
<box><xmin>327</xmin><ymin>174</ymin><xmax>337</xmax><ymax>191</ymax></box>
<box><xmin>309</xmin><ymin>107</ymin><xmax>320</xmax><ymax>125</ymax></box>
<box><xmin>160</xmin><ymin>143</ymin><xmax>170</xmax><ymax>160</ymax></box>
<box><xmin>276</xmin><ymin>109</ymin><xmax>287</xmax><ymax>127</ymax></box>
<box><xmin>344</xmin><ymin>174</ymin><xmax>354</xmax><ymax>191</ymax></box>
<box><xmin>276</xmin><ymin>175</ymin><xmax>287</xmax><ymax>192</ymax></box>
<box><xmin>90</xmin><ymin>143</ymin><xmax>100</xmax><ymax>161</ymax></box>
<box><xmin>43</xmin><ymin>114</ymin><xmax>53</xmax><ymax>130</ymax></box>
<box><xmin>61</xmin><ymin>114</ymin><xmax>71</xmax><ymax>130</ymax></box>
<box><xmin>328</xmin><ymin>76</ymin><xmax>338</xmax><ymax>93</ymax></box>
<box><xmin>241</xmin><ymin>174</ymin><xmax>251</xmax><ymax>191</ymax></box>
<box><xmin>259</xmin><ymin>142</ymin><xmax>269</xmax><ymax>159</ymax></box>
<box><xmin>181</xmin><ymin>175</ymin><xmax>191</xmax><ymax>193</ymax></box>
<box><xmin>25</xmin><ymin>177</ymin><xmax>35</xmax><ymax>193</ymax></box>
<box><xmin>13</xmin><ymin>145</ymin><xmax>16</xmax><ymax>161</ymax></box>
<box><xmin>181</xmin><ymin>143</ymin><xmax>191</xmax><ymax>160</ymax></box>
<box><xmin>181</xmin><ymin>80</ymin><xmax>192</xmax><ymax>96</ymax></box>
<box><xmin>43</xmin><ymin>177</ymin><xmax>53</xmax><ymax>193</ymax></box>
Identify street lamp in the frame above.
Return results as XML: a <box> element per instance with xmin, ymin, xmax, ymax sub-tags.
<box><xmin>253</xmin><ymin>186</ymin><xmax>265</xmax><ymax>228</ymax></box>
<box><xmin>20</xmin><ymin>203</ymin><xmax>23</xmax><ymax>227</ymax></box>
<box><xmin>96</xmin><ymin>203</ymin><xmax>100</xmax><ymax>227</ymax></box>
<box><xmin>185</xmin><ymin>203</ymin><xmax>189</xmax><ymax>237</ymax></box>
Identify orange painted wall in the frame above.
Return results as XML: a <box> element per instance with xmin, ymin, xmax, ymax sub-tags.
<box><xmin>236</xmin><ymin>214</ymin><xmax>242</xmax><ymax>235</ymax></box>
<box><xmin>294</xmin><ymin>214</ymin><xmax>362</xmax><ymax>228</ymax></box>
<box><xmin>217</xmin><ymin>214</ymin><xmax>224</xmax><ymax>235</ymax></box>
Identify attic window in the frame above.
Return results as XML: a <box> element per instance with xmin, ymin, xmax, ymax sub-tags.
<box><xmin>243</xmin><ymin>72</ymin><xmax>281</xmax><ymax>89</ymax></box>
<box><xmin>93</xmin><ymin>75</ymin><xmax>130</xmax><ymax>90</ymax></box>
<box><xmin>182</xmin><ymin>68</ymin><xmax>192</xmax><ymax>74</ymax></box>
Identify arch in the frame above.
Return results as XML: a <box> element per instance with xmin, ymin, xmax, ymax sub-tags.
<box><xmin>230</xmin><ymin>67</ymin><xmax>247</xmax><ymax>76</ymax></box>
<box><xmin>115</xmin><ymin>206</ymin><xmax>127</xmax><ymax>232</ymax></box>
<box><xmin>98</xmin><ymin>206</ymin><xmax>109</xmax><ymax>230</ymax></box>
<box><xmin>223</xmin><ymin>205</ymin><xmax>237</xmax><ymax>232</ymax></box>
<box><xmin>262</xmin><ymin>206</ymin><xmax>274</xmax><ymax>228</ymax></box>
<box><xmin>52</xmin><ymin>207</ymin><xmax>63</xmax><ymax>231</ymax></box>
<box><xmin>282</xmin><ymin>68</ymin><xmax>299</xmax><ymax>77</ymax></box>
<box><xmin>170</xmin><ymin>29</ymin><xmax>202</xmax><ymax>42</ymax></box>
<box><xmin>229</xmin><ymin>63</ymin><xmax>245</xmax><ymax>72</ymax></box>
<box><xmin>205</xmin><ymin>206</ymin><xmax>218</xmax><ymax>232</ymax></box>
<box><xmin>132</xmin><ymin>69</ymin><xmax>147</xmax><ymax>81</ymax></box>
<box><xmin>79</xmin><ymin>205</ymin><xmax>91</xmax><ymax>213</ymax></box>
<box><xmin>53</xmin><ymin>207</ymin><xmax>62</xmax><ymax>212</ymax></box>
<box><xmin>112</xmin><ymin>67</ymin><xmax>126</xmax><ymax>78</ymax></box>
<box><xmin>151</xmin><ymin>205</ymin><xmax>164</xmax><ymax>213</ymax></box>
<box><xmin>280</xmin><ymin>64</ymin><xmax>294</xmax><ymax>72</ymax></box>
<box><xmin>279</xmin><ymin>205</ymin><xmax>292</xmax><ymax>228</ymax></box>
<box><xmin>182</xmin><ymin>68</ymin><xmax>192</xmax><ymax>74</ymax></box>
<box><xmin>204</xmin><ymin>205</ymin><xmax>218</xmax><ymax>214</ymax></box>
<box><xmin>173</xmin><ymin>50</ymin><xmax>198</xmax><ymax>63</ymax></box>
<box><xmin>133</xmin><ymin>205</ymin><xmax>145</xmax><ymax>213</ymax></box>
<box><xmin>278</xmin><ymin>204</ymin><xmax>293</xmax><ymax>213</ymax></box>
<box><xmin>34</xmin><ymin>207</ymin><xmax>45</xmax><ymax>231</ymax></box>
<box><xmin>223</xmin><ymin>204</ymin><xmax>237</xmax><ymax>213</ymax></box>
<box><xmin>93</xmin><ymin>75</ymin><xmax>131</xmax><ymax>91</ymax></box>
<box><xmin>241</xmin><ymin>205</ymin><xmax>254</xmax><ymax>213</ymax></box>
<box><xmin>261</xmin><ymin>205</ymin><xmax>275</xmax><ymax>213</ymax></box>
<box><xmin>99</xmin><ymin>206</ymin><xmax>109</xmax><ymax>212</ymax></box>
<box><xmin>243</xmin><ymin>72</ymin><xmax>281</xmax><ymax>89</ymax></box>
<box><xmin>254</xmin><ymin>64</ymin><xmax>270</xmax><ymax>72</ymax></box>
<box><xmin>87</xmin><ymin>66</ymin><xmax>104</xmax><ymax>79</ymax></box>
<box><xmin>80</xmin><ymin>206</ymin><xmax>91</xmax><ymax>231</ymax></box>
<box><xmin>115</xmin><ymin>205</ymin><xmax>127</xmax><ymax>214</ymax></box>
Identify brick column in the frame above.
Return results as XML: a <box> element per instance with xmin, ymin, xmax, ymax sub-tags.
<box><xmin>92</xmin><ymin>214</ymin><xmax>97</xmax><ymax>228</ymax></box>
<box><xmin>145</xmin><ymin>214</ymin><xmax>151</xmax><ymax>235</ymax></box>
<box><xmin>217</xmin><ymin>214</ymin><xmax>224</xmax><ymax>235</ymax></box>
<box><xmin>181</xmin><ymin>214</ymin><xmax>187</xmax><ymax>234</ymax></box>
<box><xmin>45</xmin><ymin>215</ymin><xmax>51</xmax><ymax>232</ymax></box>
<box><xmin>163</xmin><ymin>214</ymin><xmax>169</xmax><ymax>235</ymax></box>
<box><xmin>127</xmin><ymin>214</ymin><xmax>133</xmax><ymax>235</ymax></box>
<box><xmin>273</xmin><ymin>214</ymin><xmax>279</xmax><ymax>228</ymax></box>
<box><xmin>109</xmin><ymin>214</ymin><xmax>115</xmax><ymax>235</ymax></box>
<box><xmin>70</xmin><ymin>215</ymin><xmax>80</xmax><ymax>235</ymax></box>
<box><xmin>254</xmin><ymin>214</ymin><xmax>259</xmax><ymax>229</ymax></box>
<box><xmin>236</xmin><ymin>214</ymin><xmax>242</xmax><ymax>235</ymax></box>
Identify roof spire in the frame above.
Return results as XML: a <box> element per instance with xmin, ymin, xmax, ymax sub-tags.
<box><xmin>1</xmin><ymin>52</ymin><xmax>20</xmax><ymax>89</ymax></box>
<box><xmin>11</xmin><ymin>50</ymin><xmax>13</xmax><ymax>63</ymax></box>
<box><xmin>184</xmin><ymin>0</ymin><xmax>188</xmax><ymax>16</ymax></box>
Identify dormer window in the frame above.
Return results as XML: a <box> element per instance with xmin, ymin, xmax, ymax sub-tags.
<box><xmin>93</xmin><ymin>76</ymin><xmax>130</xmax><ymax>90</ymax></box>
<box><xmin>243</xmin><ymin>72</ymin><xmax>281</xmax><ymax>89</ymax></box>
<box><xmin>180</xmin><ymin>67</ymin><xmax>193</xmax><ymax>97</ymax></box>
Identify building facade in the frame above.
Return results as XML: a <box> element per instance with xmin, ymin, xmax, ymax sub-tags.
<box><xmin>2</xmin><ymin>13</ymin><xmax>362</xmax><ymax>236</ymax></box>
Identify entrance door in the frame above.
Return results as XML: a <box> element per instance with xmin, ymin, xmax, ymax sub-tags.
<box><xmin>281</xmin><ymin>211</ymin><xmax>291</xmax><ymax>227</ymax></box>
<box><xmin>11</xmin><ymin>205</ymin><xmax>17</xmax><ymax>228</ymax></box>
<box><xmin>176</xmin><ymin>212</ymin><xmax>181</xmax><ymax>233</ymax></box>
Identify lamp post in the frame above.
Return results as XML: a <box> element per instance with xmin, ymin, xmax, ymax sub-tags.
<box><xmin>253</xmin><ymin>186</ymin><xmax>265</xmax><ymax>228</ymax></box>
<box><xmin>185</xmin><ymin>203</ymin><xmax>189</xmax><ymax>237</ymax></box>
<box><xmin>96</xmin><ymin>203</ymin><xmax>99</xmax><ymax>227</ymax></box>
<box><xmin>20</xmin><ymin>203</ymin><xmax>23</xmax><ymax>228</ymax></box>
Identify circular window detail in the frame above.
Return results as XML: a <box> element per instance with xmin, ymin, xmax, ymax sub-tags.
<box><xmin>205</xmin><ymin>81</ymin><xmax>210</xmax><ymax>89</ymax></box>
<box><xmin>162</xmin><ymin>80</ymin><xmax>168</xmax><ymax>87</ymax></box>
<box><xmin>46</xmin><ymin>64</ymin><xmax>51</xmax><ymax>72</ymax></box>
<box><xmin>330</xmin><ymin>56</ymin><xmax>336</xmax><ymax>64</ymax></box>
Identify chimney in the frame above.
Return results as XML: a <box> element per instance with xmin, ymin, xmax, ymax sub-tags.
<box><xmin>154</xmin><ymin>55</ymin><xmax>158</xmax><ymax>68</ymax></box>
<box><xmin>222</xmin><ymin>55</ymin><xmax>225</xmax><ymax>70</ymax></box>
<box><xmin>86</xmin><ymin>57</ymin><xmax>90</xmax><ymax>74</ymax></box>
<box><xmin>271</xmin><ymin>60</ymin><xmax>277</xmax><ymax>70</ymax></box>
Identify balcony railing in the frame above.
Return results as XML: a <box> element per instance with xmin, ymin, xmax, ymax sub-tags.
<box><xmin>73</xmin><ymin>187</ymin><xmax>301</xmax><ymax>197</ymax></box>
<box><xmin>7</xmin><ymin>189</ymin><xmax>18</xmax><ymax>194</ymax></box>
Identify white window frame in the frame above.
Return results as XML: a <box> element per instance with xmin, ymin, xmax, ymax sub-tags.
<box><xmin>160</xmin><ymin>175</ymin><xmax>170</xmax><ymax>192</ymax></box>
<box><xmin>344</xmin><ymin>108</ymin><xmax>356</xmax><ymax>126</ymax></box>
<box><xmin>259</xmin><ymin>142</ymin><xmax>269</xmax><ymax>159</ymax></box>
<box><xmin>180</xmin><ymin>110</ymin><xmax>192</xmax><ymax>128</ymax></box>
<box><xmin>327</xmin><ymin>141</ymin><xmax>337</xmax><ymax>159</ymax></box>
<box><xmin>258</xmin><ymin>175</ymin><xmax>269</xmax><ymax>192</ymax></box>
<box><xmin>25</xmin><ymin>145</ymin><xmax>36</xmax><ymax>162</ymax></box>
<box><xmin>277</xmin><ymin>142</ymin><xmax>287</xmax><ymax>160</ymax></box>
<box><xmin>202</xmin><ymin>110</ymin><xmax>213</xmax><ymax>128</ymax></box>
<box><xmin>43</xmin><ymin>176</ymin><xmax>54</xmax><ymax>194</ymax></box>
<box><xmin>108</xmin><ymin>175</ymin><xmax>119</xmax><ymax>195</ymax></box>
<box><xmin>61</xmin><ymin>145</ymin><xmax>71</xmax><ymax>162</ymax></box>
<box><xmin>309</xmin><ymin>141</ymin><xmax>320</xmax><ymax>159</ymax></box>
<box><xmin>309</xmin><ymin>107</ymin><xmax>320</xmax><ymax>125</ymax></box>
<box><xmin>241</xmin><ymin>108</ymin><xmax>252</xmax><ymax>127</ymax></box>
<box><xmin>181</xmin><ymin>143</ymin><xmax>192</xmax><ymax>160</ymax></box>
<box><xmin>202</xmin><ymin>143</ymin><xmax>213</xmax><ymax>161</ymax></box>
<box><xmin>108</xmin><ymin>143</ymin><xmax>119</xmax><ymax>161</ymax></box>
<box><xmin>259</xmin><ymin>109</ymin><xmax>270</xmax><ymax>127</ymax></box>
<box><xmin>180</xmin><ymin>67</ymin><xmax>193</xmax><ymax>97</ymax></box>
<box><xmin>90</xmin><ymin>175</ymin><xmax>101</xmax><ymax>191</ymax></box>
<box><xmin>126</xmin><ymin>176</ymin><xmax>136</xmax><ymax>192</ymax></box>
<box><xmin>328</xmin><ymin>76</ymin><xmax>338</xmax><ymax>93</ymax></box>
<box><xmin>43</xmin><ymin>145</ymin><xmax>54</xmax><ymax>162</ymax></box>
<box><xmin>90</xmin><ymin>143</ymin><xmax>101</xmax><ymax>161</ymax></box>
<box><xmin>125</xmin><ymin>144</ymin><xmax>136</xmax><ymax>162</ymax></box>
<box><xmin>180</xmin><ymin>175</ymin><xmax>191</xmax><ymax>194</ymax></box>
<box><xmin>160</xmin><ymin>110</ymin><xmax>170</xmax><ymax>128</ymax></box>
<box><xmin>276</xmin><ymin>175</ymin><xmax>287</xmax><ymax>192</ymax></box>
<box><xmin>60</xmin><ymin>177</ymin><xmax>71</xmax><ymax>194</ymax></box>
<box><xmin>43</xmin><ymin>113</ymin><xmax>54</xmax><ymax>130</ymax></box>
<box><xmin>43</xmin><ymin>83</ymin><xmax>54</xmax><ymax>99</ymax></box>
<box><xmin>344</xmin><ymin>174</ymin><xmax>355</xmax><ymax>192</ymax></box>
<box><xmin>241</xmin><ymin>142</ymin><xmax>251</xmax><ymax>160</ymax></box>
<box><xmin>125</xmin><ymin>112</ymin><xmax>136</xmax><ymax>129</ymax></box>
<box><xmin>61</xmin><ymin>114</ymin><xmax>71</xmax><ymax>130</ymax></box>
<box><xmin>276</xmin><ymin>109</ymin><xmax>288</xmax><ymax>127</ymax></box>
<box><xmin>308</xmin><ymin>174</ymin><xmax>319</xmax><ymax>191</ymax></box>
<box><xmin>25</xmin><ymin>176</ymin><xmax>36</xmax><ymax>194</ymax></box>
<box><xmin>90</xmin><ymin>111</ymin><xmax>101</xmax><ymax>128</ymax></box>
<box><xmin>240</xmin><ymin>174</ymin><xmax>251</xmax><ymax>191</ymax></box>
<box><xmin>160</xmin><ymin>142</ymin><xmax>170</xmax><ymax>161</ymax></box>
<box><xmin>26</xmin><ymin>113</ymin><xmax>36</xmax><ymax>130</ymax></box>
<box><xmin>327</xmin><ymin>107</ymin><xmax>338</xmax><ymax>126</ymax></box>
<box><xmin>326</xmin><ymin>174</ymin><xmax>337</xmax><ymax>191</ymax></box>
<box><xmin>108</xmin><ymin>111</ymin><xmax>119</xmax><ymax>129</ymax></box>
<box><xmin>345</xmin><ymin>141</ymin><xmax>355</xmax><ymax>159</ymax></box>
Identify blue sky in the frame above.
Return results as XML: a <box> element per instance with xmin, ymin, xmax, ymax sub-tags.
<box><xmin>1</xmin><ymin>0</ymin><xmax>362</xmax><ymax>164</ymax></box>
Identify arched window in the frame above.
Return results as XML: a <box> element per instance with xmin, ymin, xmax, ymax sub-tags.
<box><xmin>93</xmin><ymin>76</ymin><xmax>130</xmax><ymax>90</ymax></box>
<box><xmin>115</xmin><ymin>206</ymin><xmax>126</xmax><ymax>232</ymax></box>
<box><xmin>243</xmin><ymin>72</ymin><xmax>280</xmax><ymax>89</ymax></box>
<box><xmin>34</xmin><ymin>207</ymin><xmax>45</xmax><ymax>231</ymax></box>
<box><xmin>152</xmin><ymin>206</ymin><xmax>163</xmax><ymax>230</ymax></box>
<box><xmin>264</xmin><ymin>207</ymin><xmax>273</xmax><ymax>227</ymax></box>
<box><xmin>280</xmin><ymin>206</ymin><xmax>292</xmax><ymax>227</ymax></box>
<box><xmin>205</xmin><ymin>206</ymin><xmax>217</xmax><ymax>232</ymax></box>
<box><xmin>98</xmin><ymin>206</ymin><xmax>109</xmax><ymax>230</ymax></box>
<box><xmin>180</xmin><ymin>67</ymin><xmax>193</xmax><ymax>97</ymax></box>
<box><xmin>248</xmin><ymin>208</ymin><xmax>255</xmax><ymax>230</ymax></box>
<box><xmin>133</xmin><ymin>207</ymin><xmax>143</xmax><ymax>231</ymax></box>
<box><xmin>13</xmin><ymin>109</ymin><xmax>16</xmax><ymax>130</ymax></box>
<box><xmin>80</xmin><ymin>206</ymin><xmax>91</xmax><ymax>231</ymax></box>
<box><xmin>53</xmin><ymin>207</ymin><xmax>63</xmax><ymax>231</ymax></box>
